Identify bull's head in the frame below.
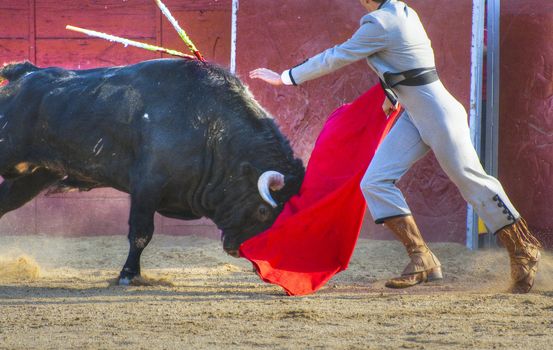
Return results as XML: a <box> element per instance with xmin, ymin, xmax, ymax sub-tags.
<box><xmin>215</xmin><ymin>162</ymin><xmax>302</xmax><ymax>257</ymax></box>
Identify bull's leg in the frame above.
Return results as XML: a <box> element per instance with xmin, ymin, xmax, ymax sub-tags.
<box><xmin>119</xmin><ymin>183</ymin><xmax>161</xmax><ymax>285</ymax></box>
<box><xmin>0</xmin><ymin>168</ymin><xmax>61</xmax><ymax>217</ymax></box>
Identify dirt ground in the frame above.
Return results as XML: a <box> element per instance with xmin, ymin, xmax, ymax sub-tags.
<box><xmin>0</xmin><ymin>234</ymin><xmax>551</xmax><ymax>350</ymax></box>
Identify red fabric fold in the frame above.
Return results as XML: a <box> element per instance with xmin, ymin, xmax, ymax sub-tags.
<box><xmin>239</xmin><ymin>84</ymin><xmax>400</xmax><ymax>296</ymax></box>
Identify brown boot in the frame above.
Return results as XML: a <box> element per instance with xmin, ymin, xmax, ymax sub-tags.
<box><xmin>384</xmin><ymin>215</ymin><xmax>443</xmax><ymax>289</ymax></box>
<box><xmin>497</xmin><ymin>218</ymin><xmax>541</xmax><ymax>294</ymax></box>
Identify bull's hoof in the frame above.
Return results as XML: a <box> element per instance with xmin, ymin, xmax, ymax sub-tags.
<box><xmin>118</xmin><ymin>269</ymin><xmax>140</xmax><ymax>286</ymax></box>
<box><xmin>118</xmin><ymin>276</ymin><xmax>134</xmax><ymax>286</ymax></box>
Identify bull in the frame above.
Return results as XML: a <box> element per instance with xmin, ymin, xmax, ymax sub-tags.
<box><xmin>0</xmin><ymin>59</ymin><xmax>304</xmax><ymax>285</ymax></box>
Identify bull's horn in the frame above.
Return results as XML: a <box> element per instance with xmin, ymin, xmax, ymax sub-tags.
<box><xmin>257</xmin><ymin>171</ymin><xmax>285</xmax><ymax>208</ymax></box>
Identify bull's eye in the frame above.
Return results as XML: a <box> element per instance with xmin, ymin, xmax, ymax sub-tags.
<box><xmin>256</xmin><ymin>205</ymin><xmax>271</xmax><ymax>222</ymax></box>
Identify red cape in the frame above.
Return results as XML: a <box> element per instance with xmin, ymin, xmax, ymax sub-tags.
<box><xmin>239</xmin><ymin>84</ymin><xmax>400</xmax><ymax>296</ymax></box>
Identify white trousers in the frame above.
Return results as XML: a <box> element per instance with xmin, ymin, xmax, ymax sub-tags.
<box><xmin>360</xmin><ymin>80</ymin><xmax>519</xmax><ymax>233</ymax></box>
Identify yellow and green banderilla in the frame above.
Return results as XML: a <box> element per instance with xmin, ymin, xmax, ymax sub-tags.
<box><xmin>154</xmin><ymin>0</ymin><xmax>205</xmax><ymax>62</ymax></box>
<box><xmin>66</xmin><ymin>0</ymin><xmax>205</xmax><ymax>62</ymax></box>
<box><xmin>65</xmin><ymin>25</ymin><xmax>196</xmax><ymax>60</ymax></box>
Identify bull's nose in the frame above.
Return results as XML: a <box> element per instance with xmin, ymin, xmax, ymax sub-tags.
<box><xmin>225</xmin><ymin>249</ymin><xmax>240</xmax><ymax>258</ymax></box>
<box><xmin>221</xmin><ymin>233</ymin><xmax>240</xmax><ymax>258</ymax></box>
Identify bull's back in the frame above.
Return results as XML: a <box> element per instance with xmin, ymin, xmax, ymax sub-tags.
<box><xmin>1</xmin><ymin>60</ymin><xmax>210</xmax><ymax>188</ymax></box>
<box><xmin>1</xmin><ymin>59</ymin><xmax>261</xmax><ymax>191</ymax></box>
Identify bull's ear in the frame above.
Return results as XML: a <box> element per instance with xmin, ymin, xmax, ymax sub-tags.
<box><xmin>240</xmin><ymin>162</ymin><xmax>257</xmax><ymax>178</ymax></box>
<box><xmin>272</xmin><ymin>174</ymin><xmax>302</xmax><ymax>203</ymax></box>
<box><xmin>284</xmin><ymin>175</ymin><xmax>302</xmax><ymax>192</ymax></box>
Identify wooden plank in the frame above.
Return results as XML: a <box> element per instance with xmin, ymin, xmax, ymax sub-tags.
<box><xmin>36</xmin><ymin>197</ymin><xmax>130</xmax><ymax>235</ymax></box>
<box><xmin>0</xmin><ymin>39</ymin><xmax>30</xmax><ymax>64</ymax></box>
<box><xmin>36</xmin><ymin>38</ymin><xmax>160</xmax><ymax>69</ymax></box>
<box><xmin>163</xmin><ymin>0</ymin><xmax>231</xmax><ymax>11</ymax></box>
<box><xmin>34</xmin><ymin>197</ymin><xmax>219</xmax><ymax>236</ymax></box>
<box><xmin>36</xmin><ymin>0</ymin><xmax>157</xmax><ymax>39</ymax></box>
<box><xmin>162</xmin><ymin>10</ymin><xmax>231</xmax><ymax>66</ymax></box>
<box><xmin>155</xmin><ymin>3</ymin><xmax>163</xmax><ymax>57</ymax></box>
<box><xmin>29</xmin><ymin>0</ymin><xmax>36</xmax><ymax>63</ymax></box>
<box><xmin>0</xmin><ymin>201</ymin><xmax>37</xmax><ymax>235</ymax></box>
<box><xmin>499</xmin><ymin>0</ymin><xmax>553</xmax><ymax>248</ymax></box>
<box><xmin>161</xmin><ymin>223</ymin><xmax>220</xmax><ymax>239</ymax></box>
<box><xmin>0</xmin><ymin>1</ymin><xmax>30</xmax><ymax>38</ymax></box>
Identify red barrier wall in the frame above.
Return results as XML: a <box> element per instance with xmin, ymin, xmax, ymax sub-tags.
<box><xmin>499</xmin><ymin>1</ymin><xmax>553</xmax><ymax>247</ymax></box>
<box><xmin>0</xmin><ymin>1</ymin><xmax>550</xmax><ymax>248</ymax></box>
<box><xmin>238</xmin><ymin>0</ymin><xmax>471</xmax><ymax>243</ymax></box>
<box><xmin>0</xmin><ymin>0</ymin><xmax>471</xmax><ymax>242</ymax></box>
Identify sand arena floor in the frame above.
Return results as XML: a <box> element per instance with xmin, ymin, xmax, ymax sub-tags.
<box><xmin>0</xmin><ymin>234</ymin><xmax>552</xmax><ymax>349</ymax></box>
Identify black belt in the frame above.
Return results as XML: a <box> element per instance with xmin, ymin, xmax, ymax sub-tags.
<box><xmin>379</xmin><ymin>67</ymin><xmax>439</xmax><ymax>106</ymax></box>
<box><xmin>384</xmin><ymin>67</ymin><xmax>438</xmax><ymax>88</ymax></box>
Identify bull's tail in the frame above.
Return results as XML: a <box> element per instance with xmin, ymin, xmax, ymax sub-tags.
<box><xmin>0</xmin><ymin>61</ymin><xmax>39</xmax><ymax>83</ymax></box>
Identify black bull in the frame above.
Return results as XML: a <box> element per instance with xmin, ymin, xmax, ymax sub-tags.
<box><xmin>0</xmin><ymin>59</ymin><xmax>304</xmax><ymax>284</ymax></box>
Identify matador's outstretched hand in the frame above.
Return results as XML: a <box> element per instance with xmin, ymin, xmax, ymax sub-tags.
<box><xmin>249</xmin><ymin>68</ymin><xmax>283</xmax><ymax>86</ymax></box>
